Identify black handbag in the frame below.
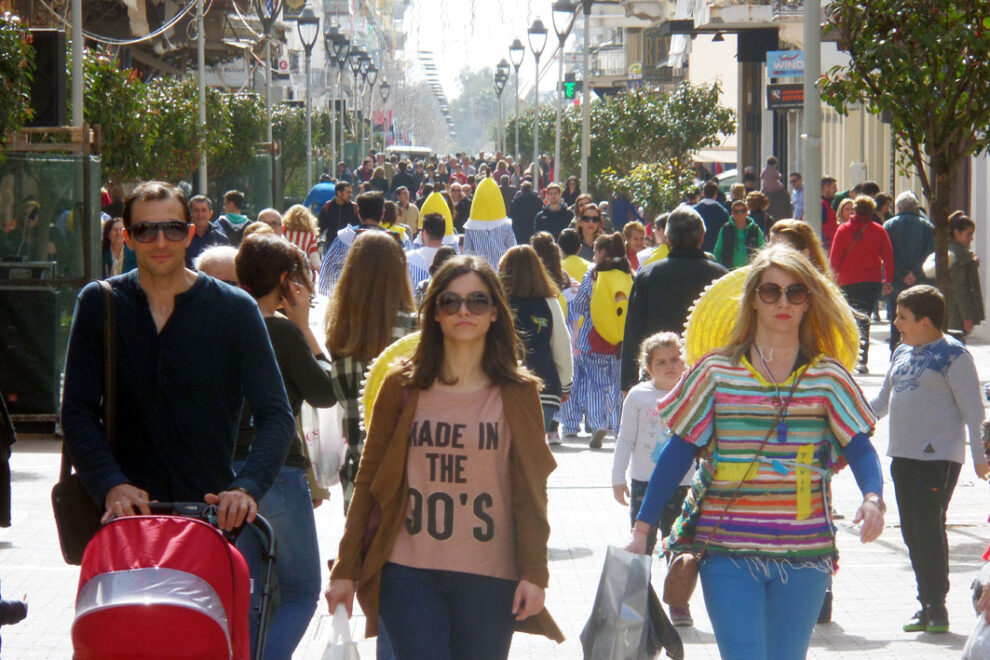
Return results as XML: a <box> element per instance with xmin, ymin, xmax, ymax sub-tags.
<box><xmin>51</xmin><ymin>280</ymin><xmax>117</xmax><ymax>565</ymax></box>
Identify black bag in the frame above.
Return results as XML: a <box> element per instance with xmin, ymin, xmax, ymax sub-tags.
<box><xmin>51</xmin><ymin>280</ymin><xmax>117</xmax><ymax>565</ymax></box>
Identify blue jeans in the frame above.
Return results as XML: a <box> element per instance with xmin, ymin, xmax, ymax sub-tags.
<box><xmin>541</xmin><ymin>403</ymin><xmax>558</xmax><ymax>433</ymax></box>
<box><xmin>234</xmin><ymin>464</ymin><xmax>321</xmax><ymax>660</ymax></box>
<box><xmin>379</xmin><ymin>563</ymin><xmax>517</xmax><ymax>660</ymax></box>
<box><xmin>631</xmin><ymin>481</ymin><xmax>689</xmax><ymax>556</ymax></box>
<box><xmin>700</xmin><ymin>554</ymin><xmax>830</xmax><ymax>660</ymax></box>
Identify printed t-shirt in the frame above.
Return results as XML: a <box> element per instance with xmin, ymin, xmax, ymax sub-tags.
<box><xmin>659</xmin><ymin>353</ymin><xmax>875</xmax><ymax>562</ymax></box>
<box><xmin>389</xmin><ymin>386</ymin><xmax>518</xmax><ymax>580</ymax></box>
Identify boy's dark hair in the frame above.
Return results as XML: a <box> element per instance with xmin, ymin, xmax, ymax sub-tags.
<box><xmin>356</xmin><ymin>191</ymin><xmax>385</xmax><ymax>222</ymax></box>
<box><xmin>420</xmin><ymin>213</ymin><xmax>446</xmax><ymax>241</ymax></box>
<box><xmin>860</xmin><ymin>180</ymin><xmax>881</xmax><ymax>198</ymax></box>
<box><xmin>702</xmin><ymin>179</ymin><xmax>719</xmax><ymax>199</ymax></box>
<box><xmin>558</xmin><ymin>227</ymin><xmax>581</xmax><ymax>256</ymax></box>
<box><xmin>896</xmin><ymin>285</ymin><xmax>945</xmax><ymax>328</ymax></box>
<box><xmin>223</xmin><ymin>190</ymin><xmax>245</xmax><ymax>210</ymax></box>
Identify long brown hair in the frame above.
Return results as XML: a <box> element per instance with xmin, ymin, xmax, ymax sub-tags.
<box><xmin>498</xmin><ymin>245</ymin><xmax>559</xmax><ymax>299</ymax></box>
<box><xmin>401</xmin><ymin>255</ymin><xmax>537</xmax><ymax>389</ymax></box>
<box><xmin>529</xmin><ymin>231</ymin><xmax>570</xmax><ymax>291</ymax></box>
<box><xmin>236</xmin><ymin>233</ymin><xmax>314</xmax><ymax>298</ymax></box>
<box><xmin>325</xmin><ymin>231</ymin><xmax>414</xmax><ymax>361</ymax></box>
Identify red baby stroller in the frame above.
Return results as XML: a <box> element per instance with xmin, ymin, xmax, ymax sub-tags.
<box><xmin>71</xmin><ymin>502</ymin><xmax>276</xmax><ymax>660</ymax></box>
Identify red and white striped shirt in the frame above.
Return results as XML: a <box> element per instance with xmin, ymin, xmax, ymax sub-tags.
<box><xmin>283</xmin><ymin>229</ymin><xmax>321</xmax><ymax>280</ymax></box>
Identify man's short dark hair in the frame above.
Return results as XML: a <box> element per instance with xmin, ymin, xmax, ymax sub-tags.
<box><xmin>189</xmin><ymin>194</ymin><xmax>212</xmax><ymax>209</ymax></box>
<box><xmin>821</xmin><ymin>175</ymin><xmax>837</xmax><ymax>187</ymax></box>
<box><xmin>319</xmin><ymin>173</ymin><xmax>332</xmax><ymax>182</ymax></box>
<box><xmin>395</xmin><ymin>186</ymin><xmax>409</xmax><ymax>196</ymax></box>
<box><xmin>398</xmin><ymin>161</ymin><xmax>408</xmax><ymax>172</ymax></box>
<box><xmin>665</xmin><ymin>206</ymin><xmax>706</xmax><ymax>249</ymax></box>
<box><xmin>897</xmin><ymin>285</ymin><xmax>945</xmax><ymax>328</ymax></box>
<box><xmin>861</xmin><ymin>180</ymin><xmax>881</xmax><ymax>197</ymax></box>
<box><xmin>223</xmin><ymin>190</ymin><xmax>245</xmax><ymax>210</ymax></box>
<box><xmin>521</xmin><ymin>180</ymin><xmax>533</xmax><ymax>191</ymax></box>
<box><xmin>421</xmin><ymin>183</ymin><xmax>434</xmax><ymax>196</ymax></box>
<box><xmin>123</xmin><ymin>181</ymin><xmax>190</xmax><ymax>228</ymax></box>
<box><xmin>789</xmin><ymin>172</ymin><xmax>802</xmax><ymax>180</ymax></box>
<box><xmin>335</xmin><ymin>181</ymin><xmax>351</xmax><ymax>194</ymax></box>
<box><xmin>356</xmin><ymin>191</ymin><xmax>385</xmax><ymax>222</ymax></box>
<box><xmin>421</xmin><ymin>213</ymin><xmax>446</xmax><ymax>241</ymax></box>
<box><xmin>702</xmin><ymin>180</ymin><xmax>719</xmax><ymax>199</ymax></box>
<box><xmin>558</xmin><ymin>228</ymin><xmax>581</xmax><ymax>256</ymax></box>
<box><xmin>500</xmin><ymin>175</ymin><xmax>510</xmax><ymax>186</ymax></box>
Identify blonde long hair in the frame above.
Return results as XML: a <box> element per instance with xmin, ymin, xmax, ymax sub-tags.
<box><xmin>325</xmin><ymin>231</ymin><xmax>414</xmax><ymax>361</ymax></box>
<box><xmin>282</xmin><ymin>204</ymin><xmax>318</xmax><ymax>233</ymax></box>
<box><xmin>724</xmin><ymin>245</ymin><xmax>858</xmax><ymax>364</ymax></box>
<box><xmin>769</xmin><ymin>219</ymin><xmax>833</xmax><ymax>280</ymax></box>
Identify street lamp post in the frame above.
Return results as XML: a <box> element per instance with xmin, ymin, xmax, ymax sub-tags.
<box><xmin>496</xmin><ymin>59</ymin><xmax>510</xmax><ymax>154</ymax></box>
<box><xmin>322</xmin><ymin>26</ymin><xmax>340</xmax><ymax>169</ymax></box>
<box><xmin>509</xmin><ymin>39</ymin><xmax>525</xmax><ymax>162</ymax></box>
<box><xmin>333</xmin><ymin>34</ymin><xmax>350</xmax><ymax>169</ymax></box>
<box><xmin>365</xmin><ymin>63</ymin><xmax>378</xmax><ymax>158</ymax></box>
<box><xmin>358</xmin><ymin>53</ymin><xmax>371</xmax><ymax>160</ymax></box>
<box><xmin>551</xmin><ymin>1</ymin><xmax>577</xmax><ymax>184</ymax></box>
<box><xmin>528</xmin><ymin>19</ymin><xmax>548</xmax><ymax>184</ymax></box>
<box><xmin>379</xmin><ymin>80</ymin><xmax>391</xmax><ymax>152</ymax></box>
<box><xmin>196</xmin><ymin>0</ymin><xmax>206</xmax><ymax>194</ymax></box>
<box><xmin>253</xmin><ymin>0</ymin><xmax>283</xmax><ymax>206</ymax></box>
<box><xmin>494</xmin><ymin>71</ymin><xmax>507</xmax><ymax>155</ymax></box>
<box><xmin>580</xmin><ymin>0</ymin><xmax>593</xmax><ymax>193</ymax></box>
<box><xmin>348</xmin><ymin>47</ymin><xmax>363</xmax><ymax>167</ymax></box>
<box><xmin>296</xmin><ymin>7</ymin><xmax>320</xmax><ymax>192</ymax></box>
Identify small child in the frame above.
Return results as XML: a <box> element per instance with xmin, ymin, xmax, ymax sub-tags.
<box><xmin>871</xmin><ymin>285</ymin><xmax>989</xmax><ymax>635</ymax></box>
<box><xmin>612</xmin><ymin>335</ymin><xmax>693</xmax><ymax>529</ymax></box>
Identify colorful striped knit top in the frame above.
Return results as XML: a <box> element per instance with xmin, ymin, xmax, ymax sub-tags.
<box><xmin>660</xmin><ymin>351</ymin><xmax>876</xmax><ymax>562</ymax></box>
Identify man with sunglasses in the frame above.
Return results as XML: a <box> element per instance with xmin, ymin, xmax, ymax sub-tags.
<box><xmin>61</xmin><ymin>181</ymin><xmax>295</xmax><ymax>532</ymax></box>
<box><xmin>713</xmin><ymin>200</ymin><xmax>765</xmax><ymax>270</ymax></box>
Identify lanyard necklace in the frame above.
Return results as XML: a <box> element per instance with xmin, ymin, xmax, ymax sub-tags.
<box><xmin>753</xmin><ymin>342</ymin><xmax>802</xmax><ymax>443</ymax></box>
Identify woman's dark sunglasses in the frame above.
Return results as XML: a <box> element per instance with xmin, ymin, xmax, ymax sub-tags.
<box><xmin>757</xmin><ymin>283</ymin><xmax>810</xmax><ymax>305</ymax></box>
<box><xmin>128</xmin><ymin>221</ymin><xmax>190</xmax><ymax>243</ymax></box>
<box><xmin>437</xmin><ymin>291</ymin><xmax>493</xmax><ymax>316</ymax></box>
<box><xmin>580</xmin><ymin>215</ymin><xmax>600</xmax><ymax>222</ymax></box>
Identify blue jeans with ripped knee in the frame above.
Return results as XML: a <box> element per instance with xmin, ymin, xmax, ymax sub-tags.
<box><xmin>699</xmin><ymin>554</ymin><xmax>831</xmax><ymax>660</ymax></box>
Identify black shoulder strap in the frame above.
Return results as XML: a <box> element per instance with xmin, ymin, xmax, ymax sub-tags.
<box><xmin>60</xmin><ymin>281</ymin><xmax>116</xmax><ymax>481</ymax></box>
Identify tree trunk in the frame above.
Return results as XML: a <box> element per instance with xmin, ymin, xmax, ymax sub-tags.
<box><xmin>929</xmin><ymin>168</ymin><xmax>954</xmax><ymax>330</ymax></box>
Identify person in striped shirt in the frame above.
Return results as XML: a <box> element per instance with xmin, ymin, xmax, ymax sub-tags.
<box><xmin>280</xmin><ymin>204</ymin><xmax>321</xmax><ymax>281</ymax></box>
<box><xmin>627</xmin><ymin>245</ymin><xmax>886</xmax><ymax>660</ymax></box>
<box><xmin>406</xmin><ymin>213</ymin><xmax>446</xmax><ymax>288</ymax></box>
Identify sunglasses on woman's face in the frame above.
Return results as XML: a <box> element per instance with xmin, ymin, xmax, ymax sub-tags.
<box><xmin>128</xmin><ymin>221</ymin><xmax>190</xmax><ymax>243</ymax></box>
<box><xmin>580</xmin><ymin>215</ymin><xmax>600</xmax><ymax>223</ymax></box>
<box><xmin>756</xmin><ymin>283</ymin><xmax>810</xmax><ymax>305</ymax></box>
<box><xmin>437</xmin><ymin>291</ymin><xmax>493</xmax><ymax>316</ymax></box>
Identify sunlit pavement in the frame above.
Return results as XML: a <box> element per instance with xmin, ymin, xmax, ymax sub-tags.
<box><xmin>3</xmin><ymin>320</ymin><xmax>989</xmax><ymax>658</ymax></box>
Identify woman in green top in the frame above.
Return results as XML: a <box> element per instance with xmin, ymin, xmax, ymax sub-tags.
<box><xmin>713</xmin><ymin>200</ymin><xmax>765</xmax><ymax>270</ymax></box>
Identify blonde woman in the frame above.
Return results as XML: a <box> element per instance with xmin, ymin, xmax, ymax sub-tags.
<box><xmin>281</xmin><ymin>204</ymin><xmax>321</xmax><ymax>279</ymax></box>
<box><xmin>627</xmin><ymin>245</ymin><xmax>885</xmax><ymax>660</ymax></box>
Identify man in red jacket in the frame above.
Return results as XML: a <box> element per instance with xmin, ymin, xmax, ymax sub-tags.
<box><xmin>821</xmin><ymin>176</ymin><xmax>839</xmax><ymax>249</ymax></box>
<box><xmin>828</xmin><ymin>195</ymin><xmax>894</xmax><ymax>373</ymax></box>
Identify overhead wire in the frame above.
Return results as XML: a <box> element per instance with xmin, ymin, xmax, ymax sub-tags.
<box><xmin>36</xmin><ymin>0</ymin><xmax>212</xmax><ymax>46</ymax></box>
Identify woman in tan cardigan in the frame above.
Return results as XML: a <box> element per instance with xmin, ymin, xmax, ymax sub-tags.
<box><xmin>325</xmin><ymin>255</ymin><xmax>564</xmax><ymax>658</ymax></box>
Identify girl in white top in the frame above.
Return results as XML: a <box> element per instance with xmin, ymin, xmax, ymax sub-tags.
<box><xmin>612</xmin><ymin>332</ymin><xmax>693</xmax><ymax>555</ymax></box>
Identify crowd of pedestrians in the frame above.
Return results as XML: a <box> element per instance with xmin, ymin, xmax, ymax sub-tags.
<box><xmin>60</xmin><ymin>148</ymin><xmax>989</xmax><ymax>659</ymax></box>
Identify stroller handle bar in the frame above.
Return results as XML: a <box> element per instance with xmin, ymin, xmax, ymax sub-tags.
<box><xmin>145</xmin><ymin>502</ymin><xmax>276</xmax><ymax>557</ymax></box>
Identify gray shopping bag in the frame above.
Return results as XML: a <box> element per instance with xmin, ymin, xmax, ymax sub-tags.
<box><xmin>580</xmin><ymin>546</ymin><xmax>682</xmax><ymax>660</ymax></box>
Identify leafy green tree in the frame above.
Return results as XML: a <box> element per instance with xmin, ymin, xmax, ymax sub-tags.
<box><xmin>207</xmin><ymin>90</ymin><xmax>265</xmax><ymax>180</ymax></box>
<box><xmin>0</xmin><ymin>12</ymin><xmax>34</xmax><ymax>156</ymax></box>
<box><xmin>506</xmin><ymin>82</ymin><xmax>734</xmax><ymax>202</ymax></box>
<box><xmin>602</xmin><ymin>163</ymin><xmax>696</xmax><ymax>220</ymax></box>
<box><xmin>822</xmin><ymin>0</ymin><xmax>990</xmax><ymax>303</ymax></box>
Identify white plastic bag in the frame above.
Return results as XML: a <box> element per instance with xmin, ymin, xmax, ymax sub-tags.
<box><xmin>300</xmin><ymin>403</ymin><xmax>347</xmax><ymax>489</ymax></box>
<box><xmin>321</xmin><ymin>604</ymin><xmax>360</xmax><ymax>660</ymax></box>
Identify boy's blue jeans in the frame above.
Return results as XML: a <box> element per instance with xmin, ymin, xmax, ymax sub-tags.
<box><xmin>699</xmin><ymin>554</ymin><xmax>831</xmax><ymax>660</ymax></box>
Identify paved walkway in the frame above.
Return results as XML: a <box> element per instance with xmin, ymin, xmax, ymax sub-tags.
<box><xmin>2</xmin><ymin>323</ymin><xmax>989</xmax><ymax>658</ymax></box>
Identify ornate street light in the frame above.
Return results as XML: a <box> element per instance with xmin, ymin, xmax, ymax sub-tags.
<box><xmin>332</xmin><ymin>34</ymin><xmax>350</xmax><ymax>167</ymax></box>
<box><xmin>509</xmin><ymin>38</ymin><xmax>525</xmax><ymax>161</ymax></box>
<box><xmin>379</xmin><ymin>79</ymin><xmax>391</xmax><ymax>151</ymax></box>
<box><xmin>253</xmin><ymin>0</ymin><xmax>284</xmax><ymax>205</ymax></box>
<box><xmin>494</xmin><ymin>70</ymin><xmax>508</xmax><ymax>155</ymax></box>
<box><xmin>323</xmin><ymin>25</ymin><xmax>340</xmax><ymax>168</ymax></box>
<box><xmin>528</xmin><ymin>18</ymin><xmax>549</xmax><ymax>184</ymax></box>
<box><xmin>348</xmin><ymin>47</ymin><xmax>363</xmax><ymax>167</ymax></box>
<box><xmin>296</xmin><ymin>7</ymin><xmax>320</xmax><ymax>191</ymax></box>
<box><xmin>365</xmin><ymin>62</ymin><xmax>378</xmax><ymax>159</ymax></box>
<box><xmin>358</xmin><ymin>54</ymin><xmax>372</xmax><ymax>159</ymax></box>
<box><xmin>551</xmin><ymin>1</ymin><xmax>577</xmax><ymax>184</ymax></box>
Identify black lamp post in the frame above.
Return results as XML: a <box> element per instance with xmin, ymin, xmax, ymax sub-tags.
<box><xmin>494</xmin><ymin>69</ymin><xmax>508</xmax><ymax>154</ymax></box>
<box><xmin>333</xmin><ymin>34</ymin><xmax>350</xmax><ymax>167</ymax></box>
<box><xmin>348</xmin><ymin>47</ymin><xmax>363</xmax><ymax>167</ymax></box>
<box><xmin>379</xmin><ymin>80</ymin><xmax>391</xmax><ymax>150</ymax></box>
<box><xmin>365</xmin><ymin>62</ymin><xmax>378</xmax><ymax>159</ymax></box>
<box><xmin>358</xmin><ymin>53</ymin><xmax>371</xmax><ymax>159</ymax></box>
<box><xmin>323</xmin><ymin>25</ymin><xmax>340</xmax><ymax>167</ymax></box>
<box><xmin>296</xmin><ymin>7</ymin><xmax>320</xmax><ymax>190</ymax></box>
<box><xmin>528</xmin><ymin>18</ymin><xmax>549</xmax><ymax>182</ymax></box>
<box><xmin>551</xmin><ymin>1</ymin><xmax>577</xmax><ymax>182</ymax></box>
<box><xmin>252</xmin><ymin>0</ymin><xmax>283</xmax><ymax>205</ymax></box>
<box><xmin>509</xmin><ymin>38</ymin><xmax>525</xmax><ymax>160</ymax></box>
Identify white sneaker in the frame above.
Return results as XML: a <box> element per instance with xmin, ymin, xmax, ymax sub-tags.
<box><xmin>547</xmin><ymin>430</ymin><xmax>562</xmax><ymax>446</ymax></box>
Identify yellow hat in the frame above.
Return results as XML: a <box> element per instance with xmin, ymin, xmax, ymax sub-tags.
<box><xmin>361</xmin><ymin>332</ymin><xmax>421</xmax><ymax>427</ymax></box>
<box><xmin>684</xmin><ymin>266</ymin><xmax>858</xmax><ymax>369</ymax></box>
<box><xmin>420</xmin><ymin>193</ymin><xmax>455</xmax><ymax>236</ymax></box>
<box><xmin>468</xmin><ymin>177</ymin><xmax>507</xmax><ymax>222</ymax></box>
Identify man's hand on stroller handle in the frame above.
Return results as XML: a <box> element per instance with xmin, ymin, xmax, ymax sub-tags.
<box><xmin>326</xmin><ymin>579</ymin><xmax>356</xmax><ymax>617</ymax></box>
<box><xmin>205</xmin><ymin>489</ymin><xmax>257</xmax><ymax>531</ymax></box>
<box><xmin>102</xmin><ymin>483</ymin><xmax>152</xmax><ymax>523</ymax></box>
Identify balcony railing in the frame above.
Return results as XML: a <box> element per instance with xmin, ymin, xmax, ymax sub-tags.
<box><xmin>590</xmin><ymin>44</ymin><xmax>627</xmax><ymax>78</ymax></box>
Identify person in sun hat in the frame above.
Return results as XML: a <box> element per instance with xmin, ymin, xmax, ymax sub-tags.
<box><xmin>463</xmin><ymin>177</ymin><xmax>517</xmax><ymax>268</ymax></box>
